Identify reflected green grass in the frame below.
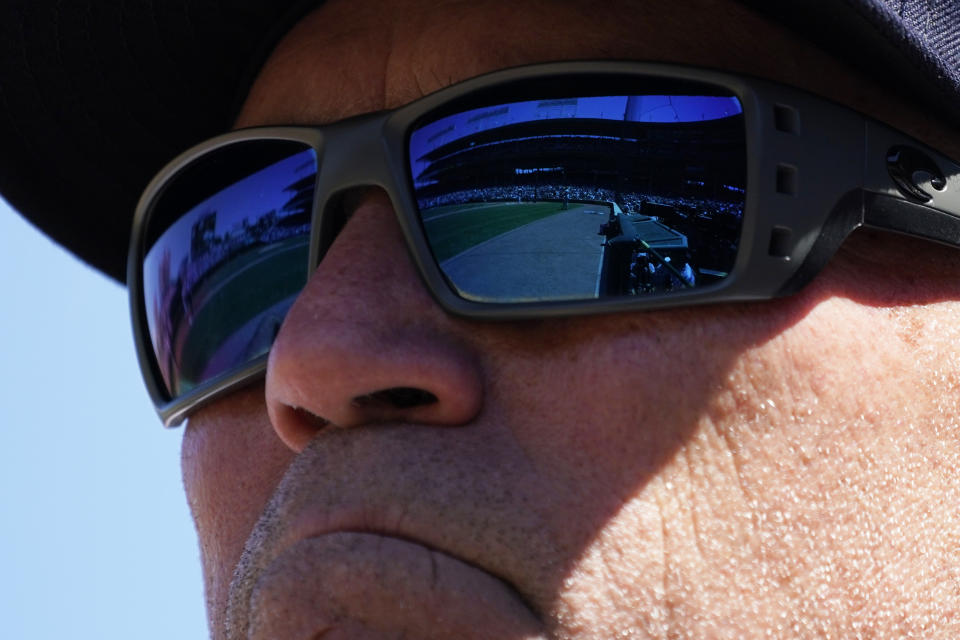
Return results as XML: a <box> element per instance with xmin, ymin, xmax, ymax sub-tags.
<box><xmin>177</xmin><ymin>236</ymin><xmax>308</xmax><ymax>386</ymax></box>
<box><xmin>423</xmin><ymin>201</ymin><xmax>564</xmax><ymax>262</ymax></box>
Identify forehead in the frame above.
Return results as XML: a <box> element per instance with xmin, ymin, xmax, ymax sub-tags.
<box><xmin>236</xmin><ymin>0</ymin><xmax>959</xmax><ymax>158</ymax></box>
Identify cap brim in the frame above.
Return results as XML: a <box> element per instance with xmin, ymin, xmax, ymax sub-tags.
<box><xmin>0</xmin><ymin>0</ymin><xmax>318</xmax><ymax>282</ymax></box>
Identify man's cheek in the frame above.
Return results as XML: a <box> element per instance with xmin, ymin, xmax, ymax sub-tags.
<box><xmin>181</xmin><ymin>385</ymin><xmax>296</xmax><ymax>619</ymax></box>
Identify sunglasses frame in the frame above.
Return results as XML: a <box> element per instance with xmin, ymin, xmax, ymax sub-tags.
<box><xmin>128</xmin><ymin>60</ymin><xmax>960</xmax><ymax>427</ymax></box>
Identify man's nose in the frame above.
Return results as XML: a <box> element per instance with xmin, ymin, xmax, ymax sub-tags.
<box><xmin>264</xmin><ymin>189</ymin><xmax>483</xmax><ymax>451</ymax></box>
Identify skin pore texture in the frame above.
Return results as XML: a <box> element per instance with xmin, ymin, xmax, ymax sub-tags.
<box><xmin>180</xmin><ymin>0</ymin><xmax>960</xmax><ymax>637</ymax></box>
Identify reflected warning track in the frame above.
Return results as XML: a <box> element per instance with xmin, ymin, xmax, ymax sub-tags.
<box><xmin>426</xmin><ymin>201</ymin><xmax>609</xmax><ymax>301</ymax></box>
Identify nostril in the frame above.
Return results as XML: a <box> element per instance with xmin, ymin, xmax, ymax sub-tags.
<box><xmin>351</xmin><ymin>387</ymin><xmax>439</xmax><ymax>410</ymax></box>
<box><xmin>270</xmin><ymin>404</ymin><xmax>333</xmax><ymax>451</ymax></box>
<box><xmin>291</xmin><ymin>405</ymin><xmax>331</xmax><ymax>430</ymax></box>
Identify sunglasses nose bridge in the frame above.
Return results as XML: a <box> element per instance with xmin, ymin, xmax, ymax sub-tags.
<box><xmin>315</xmin><ymin>111</ymin><xmax>398</xmax><ymax>200</ymax></box>
<box><xmin>310</xmin><ymin>111</ymin><xmax>406</xmax><ymax>258</ymax></box>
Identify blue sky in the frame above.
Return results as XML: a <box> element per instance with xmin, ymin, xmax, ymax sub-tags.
<box><xmin>0</xmin><ymin>198</ymin><xmax>208</xmax><ymax>638</ymax></box>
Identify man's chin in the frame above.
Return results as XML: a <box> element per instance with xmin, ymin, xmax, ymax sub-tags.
<box><xmin>226</xmin><ymin>532</ymin><xmax>546</xmax><ymax>640</ymax></box>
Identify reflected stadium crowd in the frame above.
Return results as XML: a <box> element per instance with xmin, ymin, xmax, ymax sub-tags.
<box><xmin>417</xmin><ymin>184</ymin><xmax>618</xmax><ymax>210</ymax></box>
<box><xmin>416</xmin><ymin>183</ymin><xmax>741</xmax><ymax>221</ymax></box>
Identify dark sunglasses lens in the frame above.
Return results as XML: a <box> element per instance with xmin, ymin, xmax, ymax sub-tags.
<box><xmin>141</xmin><ymin>140</ymin><xmax>318</xmax><ymax>398</ymax></box>
<box><xmin>409</xmin><ymin>88</ymin><xmax>745</xmax><ymax>302</ymax></box>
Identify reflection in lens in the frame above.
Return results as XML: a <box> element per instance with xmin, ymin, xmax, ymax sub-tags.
<box><xmin>142</xmin><ymin>145</ymin><xmax>317</xmax><ymax>397</ymax></box>
<box><xmin>409</xmin><ymin>91</ymin><xmax>745</xmax><ymax>302</ymax></box>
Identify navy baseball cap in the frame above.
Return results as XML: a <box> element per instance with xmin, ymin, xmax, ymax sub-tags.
<box><xmin>1</xmin><ymin>0</ymin><xmax>959</xmax><ymax>283</ymax></box>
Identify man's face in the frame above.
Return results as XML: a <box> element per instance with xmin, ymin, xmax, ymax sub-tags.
<box><xmin>181</xmin><ymin>1</ymin><xmax>960</xmax><ymax>638</ymax></box>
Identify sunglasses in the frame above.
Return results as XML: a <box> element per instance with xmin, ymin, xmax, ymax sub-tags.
<box><xmin>128</xmin><ymin>61</ymin><xmax>960</xmax><ymax>427</ymax></box>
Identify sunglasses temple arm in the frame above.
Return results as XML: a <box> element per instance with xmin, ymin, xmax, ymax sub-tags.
<box><xmin>777</xmin><ymin>117</ymin><xmax>960</xmax><ymax>297</ymax></box>
<box><xmin>774</xmin><ymin>186</ymin><xmax>960</xmax><ymax>299</ymax></box>
<box><xmin>858</xmin><ymin>118</ymin><xmax>960</xmax><ymax>250</ymax></box>
<box><xmin>862</xmin><ymin>191</ymin><xmax>960</xmax><ymax>248</ymax></box>
<box><xmin>774</xmin><ymin>189</ymin><xmax>865</xmax><ymax>297</ymax></box>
